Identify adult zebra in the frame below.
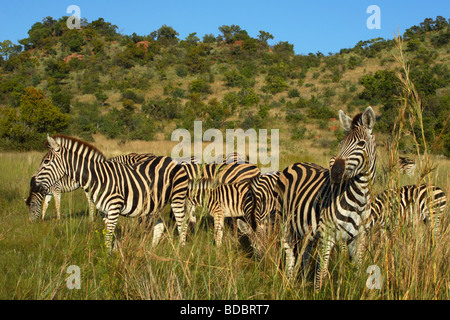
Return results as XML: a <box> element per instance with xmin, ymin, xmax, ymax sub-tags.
<box><xmin>277</xmin><ymin>106</ymin><xmax>377</xmax><ymax>290</ymax></box>
<box><xmin>181</xmin><ymin>161</ymin><xmax>260</xmax><ymax>246</ymax></box>
<box><xmin>367</xmin><ymin>184</ymin><xmax>447</xmax><ymax>237</ymax></box>
<box><xmin>32</xmin><ymin>135</ymin><xmax>189</xmax><ymax>252</ymax></box>
<box><xmin>26</xmin><ymin>152</ymin><xmax>155</xmax><ymax>221</ymax></box>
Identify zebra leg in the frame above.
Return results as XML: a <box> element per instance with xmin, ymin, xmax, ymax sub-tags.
<box><xmin>283</xmin><ymin>239</ymin><xmax>296</xmax><ymax>282</ymax></box>
<box><xmin>41</xmin><ymin>194</ymin><xmax>52</xmax><ymax>221</ymax></box>
<box><xmin>104</xmin><ymin>208</ymin><xmax>121</xmax><ymax>253</ymax></box>
<box><xmin>282</xmin><ymin>228</ymin><xmax>296</xmax><ymax>281</ymax></box>
<box><xmin>171</xmin><ymin>201</ymin><xmax>188</xmax><ymax>246</ymax></box>
<box><xmin>83</xmin><ymin>191</ymin><xmax>95</xmax><ymax>222</ymax></box>
<box><xmin>54</xmin><ymin>191</ymin><xmax>61</xmax><ymax>220</ymax></box>
<box><xmin>152</xmin><ymin>218</ymin><xmax>165</xmax><ymax>247</ymax></box>
<box><xmin>213</xmin><ymin>209</ymin><xmax>225</xmax><ymax>247</ymax></box>
<box><xmin>300</xmin><ymin>239</ymin><xmax>314</xmax><ymax>275</ymax></box>
<box><xmin>188</xmin><ymin>205</ymin><xmax>197</xmax><ymax>230</ymax></box>
<box><xmin>347</xmin><ymin>234</ymin><xmax>365</xmax><ymax>266</ymax></box>
<box><xmin>315</xmin><ymin>236</ymin><xmax>334</xmax><ymax>291</ymax></box>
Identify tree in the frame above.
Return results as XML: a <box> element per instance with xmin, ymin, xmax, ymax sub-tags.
<box><xmin>19</xmin><ymin>87</ymin><xmax>69</xmax><ymax>133</ymax></box>
<box><xmin>61</xmin><ymin>29</ymin><xmax>84</xmax><ymax>52</ymax></box>
<box><xmin>257</xmin><ymin>31</ymin><xmax>274</xmax><ymax>44</ymax></box>
<box><xmin>217</xmin><ymin>25</ymin><xmax>244</xmax><ymax>44</ymax></box>
<box><xmin>202</xmin><ymin>34</ymin><xmax>216</xmax><ymax>43</ymax></box>
<box><xmin>151</xmin><ymin>25</ymin><xmax>179</xmax><ymax>45</ymax></box>
<box><xmin>184</xmin><ymin>32</ymin><xmax>200</xmax><ymax>46</ymax></box>
<box><xmin>0</xmin><ymin>40</ymin><xmax>14</xmax><ymax>60</ymax></box>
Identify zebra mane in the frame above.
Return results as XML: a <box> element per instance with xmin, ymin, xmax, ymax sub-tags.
<box><xmin>350</xmin><ymin>113</ymin><xmax>363</xmax><ymax>129</ymax></box>
<box><xmin>47</xmin><ymin>134</ymin><xmax>106</xmax><ymax>160</ymax></box>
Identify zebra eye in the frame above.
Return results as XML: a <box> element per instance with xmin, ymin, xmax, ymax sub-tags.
<box><xmin>43</xmin><ymin>158</ymin><xmax>51</xmax><ymax>165</ymax></box>
<box><xmin>357</xmin><ymin>141</ymin><xmax>366</xmax><ymax>148</ymax></box>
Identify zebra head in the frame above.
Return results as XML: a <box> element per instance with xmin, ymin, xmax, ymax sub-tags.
<box><xmin>25</xmin><ymin>176</ymin><xmax>44</xmax><ymax>221</ymax></box>
<box><xmin>236</xmin><ymin>218</ymin><xmax>268</xmax><ymax>259</ymax></box>
<box><xmin>330</xmin><ymin>106</ymin><xmax>376</xmax><ymax>184</ymax></box>
<box><xmin>33</xmin><ymin>135</ymin><xmax>66</xmax><ymax>194</ymax></box>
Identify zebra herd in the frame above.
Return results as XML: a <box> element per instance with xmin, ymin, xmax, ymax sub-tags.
<box><xmin>26</xmin><ymin>106</ymin><xmax>447</xmax><ymax>291</ymax></box>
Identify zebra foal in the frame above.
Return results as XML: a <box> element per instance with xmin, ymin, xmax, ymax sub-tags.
<box><xmin>181</xmin><ymin>161</ymin><xmax>260</xmax><ymax>246</ymax></box>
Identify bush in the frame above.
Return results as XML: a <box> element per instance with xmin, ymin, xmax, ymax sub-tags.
<box><xmin>189</xmin><ymin>78</ymin><xmax>212</xmax><ymax>94</ymax></box>
<box><xmin>262</xmin><ymin>75</ymin><xmax>288</xmax><ymax>94</ymax></box>
<box><xmin>238</xmin><ymin>88</ymin><xmax>260</xmax><ymax>106</ymax></box>
<box><xmin>288</xmin><ymin>88</ymin><xmax>300</xmax><ymax>98</ymax></box>
<box><xmin>121</xmin><ymin>89</ymin><xmax>144</xmax><ymax>104</ymax></box>
<box><xmin>291</xmin><ymin>126</ymin><xmax>307</xmax><ymax>140</ymax></box>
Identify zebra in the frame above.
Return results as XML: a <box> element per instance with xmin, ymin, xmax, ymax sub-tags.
<box><xmin>32</xmin><ymin>134</ymin><xmax>189</xmax><ymax>252</ymax></box>
<box><xmin>367</xmin><ymin>184</ymin><xmax>447</xmax><ymax>237</ymax></box>
<box><xmin>236</xmin><ymin>171</ymin><xmax>280</xmax><ymax>257</ymax></box>
<box><xmin>26</xmin><ymin>152</ymin><xmax>156</xmax><ymax>222</ymax></box>
<box><xmin>181</xmin><ymin>161</ymin><xmax>260</xmax><ymax>246</ymax></box>
<box><xmin>277</xmin><ymin>106</ymin><xmax>377</xmax><ymax>290</ymax></box>
<box><xmin>398</xmin><ymin>156</ymin><xmax>416</xmax><ymax>177</ymax></box>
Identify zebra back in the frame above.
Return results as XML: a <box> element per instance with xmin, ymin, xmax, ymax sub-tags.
<box><xmin>110</xmin><ymin>152</ymin><xmax>156</xmax><ymax>165</ymax></box>
<box><xmin>368</xmin><ymin>184</ymin><xmax>447</xmax><ymax>233</ymax></box>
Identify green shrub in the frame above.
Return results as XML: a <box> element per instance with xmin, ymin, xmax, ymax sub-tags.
<box><xmin>189</xmin><ymin>78</ymin><xmax>212</xmax><ymax>94</ymax></box>
<box><xmin>291</xmin><ymin>126</ymin><xmax>307</xmax><ymax>140</ymax></box>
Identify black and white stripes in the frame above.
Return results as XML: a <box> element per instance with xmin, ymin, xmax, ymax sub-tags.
<box><xmin>367</xmin><ymin>184</ymin><xmax>447</xmax><ymax>236</ymax></box>
<box><xmin>277</xmin><ymin>107</ymin><xmax>377</xmax><ymax>290</ymax></box>
<box><xmin>32</xmin><ymin>135</ymin><xmax>189</xmax><ymax>251</ymax></box>
<box><xmin>181</xmin><ymin>161</ymin><xmax>260</xmax><ymax>246</ymax></box>
<box><xmin>26</xmin><ymin>152</ymin><xmax>156</xmax><ymax>222</ymax></box>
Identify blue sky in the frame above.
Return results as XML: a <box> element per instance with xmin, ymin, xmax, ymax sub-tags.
<box><xmin>0</xmin><ymin>0</ymin><xmax>448</xmax><ymax>54</ymax></box>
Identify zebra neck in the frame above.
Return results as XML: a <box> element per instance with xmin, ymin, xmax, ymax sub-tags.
<box><xmin>64</xmin><ymin>148</ymin><xmax>105</xmax><ymax>195</ymax></box>
<box><xmin>334</xmin><ymin>173</ymin><xmax>372</xmax><ymax>215</ymax></box>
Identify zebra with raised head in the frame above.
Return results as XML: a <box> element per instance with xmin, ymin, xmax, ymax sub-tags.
<box><xmin>181</xmin><ymin>161</ymin><xmax>260</xmax><ymax>246</ymax></box>
<box><xmin>31</xmin><ymin>135</ymin><xmax>189</xmax><ymax>252</ymax></box>
<box><xmin>367</xmin><ymin>184</ymin><xmax>447</xmax><ymax>237</ymax></box>
<box><xmin>277</xmin><ymin>106</ymin><xmax>377</xmax><ymax>290</ymax></box>
<box><xmin>26</xmin><ymin>152</ymin><xmax>156</xmax><ymax>222</ymax></box>
<box><xmin>398</xmin><ymin>156</ymin><xmax>416</xmax><ymax>177</ymax></box>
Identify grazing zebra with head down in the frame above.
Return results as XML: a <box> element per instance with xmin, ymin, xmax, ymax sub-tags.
<box><xmin>26</xmin><ymin>152</ymin><xmax>156</xmax><ymax>222</ymax></box>
<box><xmin>398</xmin><ymin>157</ymin><xmax>416</xmax><ymax>177</ymax></box>
<box><xmin>32</xmin><ymin>135</ymin><xmax>189</xmax><ymax>251</ymax></box>
<box><xmin>237</xmin><ymin>171</ymin><xmax>280</xmax><ymax>257</ymax></box>
<box><xmin>181</xmin><ymin>161</ymin><xmax>260</xmax><ymax>246</ymax></box>
<box><xmin>367</xmin><ymin>184</ymin><xmax>447</xmax><ymax>237</ymax></box>
<box><xmin>277</xmin><ymin>106</ymin><xmax>377</xmax><ymax>290</ymax></box>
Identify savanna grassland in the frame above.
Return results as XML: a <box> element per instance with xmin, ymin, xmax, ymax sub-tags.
<box><xmin>0</xmin><ymin>132</ymin><xmax>449</xmax><ymax>300</ymax></box>
<box><xmin>0</xmin><ymin>16</ymin><xmax>449</xmax><ymax>300</ymax></box>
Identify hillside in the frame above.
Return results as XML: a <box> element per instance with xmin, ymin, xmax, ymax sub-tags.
<box><xmin>0</xmin><ymin>16</ymin><xmax>449</xmax><ymax>156</ymax></box>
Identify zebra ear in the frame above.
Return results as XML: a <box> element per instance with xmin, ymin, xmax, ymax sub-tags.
<box><xmin>362</xmin><ymin>106</ymin><xmax>376</xmax><ymax>130</ymax></box>
<box><xmin>339</xmin><ymin>110</ymin><xmax>352</xmax><ymax>131</ymax></box>
<box><xmin>46</xmin><ymin>134</ymin><xmax>60</xmax><ymax>151</ymax></box>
